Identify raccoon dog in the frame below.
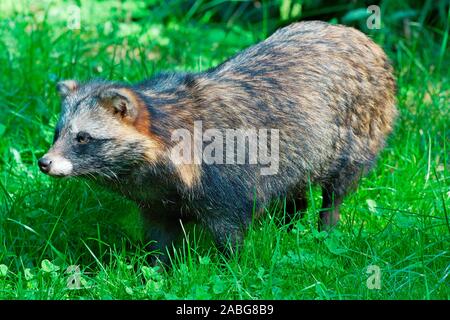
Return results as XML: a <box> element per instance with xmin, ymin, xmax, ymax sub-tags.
<box><xmin>39</xmin><ymin>21</ymin><xmax>397</xmax><ymax>263</ymax></box>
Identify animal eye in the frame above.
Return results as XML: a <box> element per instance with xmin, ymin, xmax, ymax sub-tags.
<box><xmin>76</xmin><ymin>131</ymin><xmax>91</xmax><ymax>144</ymax></box>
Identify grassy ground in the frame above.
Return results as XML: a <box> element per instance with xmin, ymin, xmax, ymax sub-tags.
<box><xmin>0</xmin><ymin>1</ymin><xmax>448</xmax><ymax>299</ymax></box>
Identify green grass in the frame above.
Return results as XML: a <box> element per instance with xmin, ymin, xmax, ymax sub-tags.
<box><xmin>0</xmin><ymin>0</ymin><xmax>448</xmax><ymax>299</ymax></box>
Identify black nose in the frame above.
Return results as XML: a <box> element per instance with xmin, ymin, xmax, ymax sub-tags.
<box><xmin>38</xmin><ymin>157</ymin><xmax>52</xmax><ymax>173</ymax></box>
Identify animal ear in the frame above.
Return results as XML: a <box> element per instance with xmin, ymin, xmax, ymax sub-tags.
<box><xmin>57</xmin><ymin>80</ymin><xmax>79</xmax><ymax>98</ymax></box>
<box><xmin>98</xmin><ymin>88</ymin><xmax>139</xmax><ymax>121</ymax></box>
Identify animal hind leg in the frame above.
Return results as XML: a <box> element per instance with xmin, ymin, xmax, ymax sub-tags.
<box><xmin>319</xmin><ymin>164</ymin><xmax>365</xmax><ymax>231</ymax></box>
<box><xmin>319</xmin><ymin>184</ymin><xmax>342</xmax><ymax>230</ymax></box>
<box><xmin>285</xmin><ymin>190</ymin><xmax>308</xmax><ymax>225</ymax></box>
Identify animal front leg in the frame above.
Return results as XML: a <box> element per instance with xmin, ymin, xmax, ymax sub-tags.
<box><xmin>141</xmin><ymin>209</ymin><xmax>183</xmax><ymax>266</ymax></box>
<box><xmin>204</xmin><ymin>215</ymin><xmax>249</xmax><ymax>256</ymax></box>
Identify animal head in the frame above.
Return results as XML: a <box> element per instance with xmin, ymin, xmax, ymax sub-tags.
<box><xmin>38</xmin><ymin>80</ymin><xmax>162</xmax><ymax>179</ymax></box>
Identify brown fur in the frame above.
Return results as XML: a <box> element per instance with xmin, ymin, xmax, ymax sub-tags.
<box><xmin>43</xmin><ymin>21</ymin><xmax>397</xmax><ymax>264</ymax></box>
<box><xmin>175</xmin><ymin>163</ymin><xmax>202</xmax><ymax>189</ymax></box>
